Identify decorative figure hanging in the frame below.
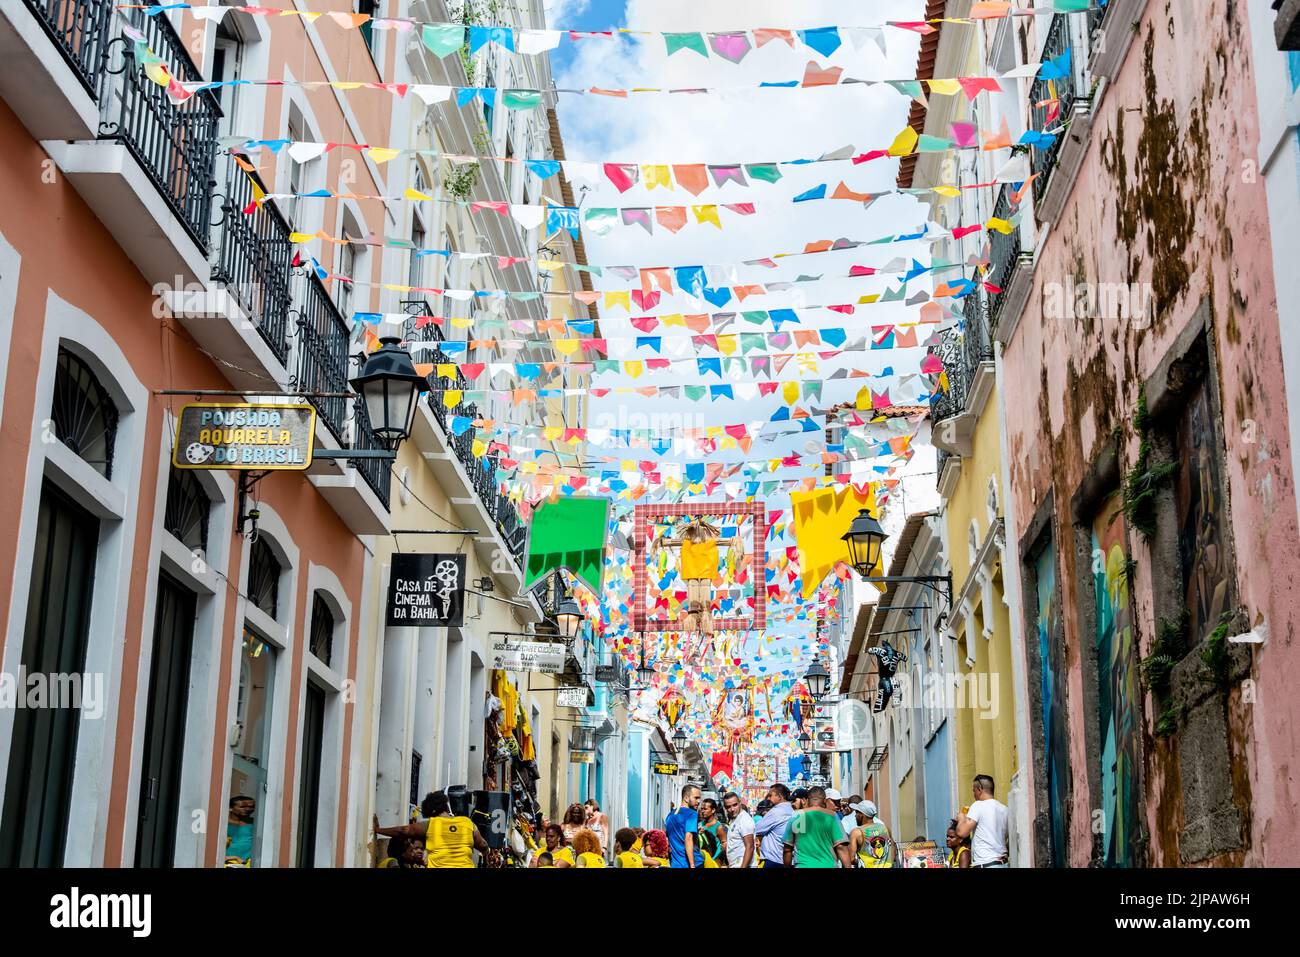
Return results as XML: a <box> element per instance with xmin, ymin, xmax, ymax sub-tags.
<box><xmin>652</xmin><ymin>516</ymin><xmax>738</xmax><ymax>635</ymax></box>
<box><xmin>866</xmin><ymin>640</ymin><xmax>907</xmax><ymax>713</ymax></box>
<box><xmin>784</xmin><ymin>680</ymin><xmax>815</xmax><ymax>732</ymax></box>
<box><xmin>714</xmin><ymin>682</ymin><xmax>756</xmax><ymax>753</ymax></box>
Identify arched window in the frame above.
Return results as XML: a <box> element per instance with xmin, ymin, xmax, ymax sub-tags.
<box><xmin>308</xmin><ymin>592</ymin><xmax>335</xmax><ymax>667</ymax></box>
<box><xmin>52</xmin><ymin>348</ymin><xmax>118</xmax><ymax>478</ymax></box>
<box><xmin>164</xmin><ymin>465</ymin><xmax>210</xmax><ymax>553</ymax></box>
<box><xmin>246</xmin><ymin>537</ymin><xmax>281</xmax><ymax>619</ymax></box>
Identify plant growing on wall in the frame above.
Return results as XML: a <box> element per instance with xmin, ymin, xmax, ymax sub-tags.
<box><xmin>1141</xmin><ymin>608</ymin><xmax>1188</xmax><ymax>736</ymax></box>
<box><xmin>1122</xmin><ymin>392</ymin><xmax>1177</xmax><ymax>540</ymax></box>
<box><xmin>1200</xmin><ymin>612</ymin><xmax>1234</xmax><ymax>686</ymax></box>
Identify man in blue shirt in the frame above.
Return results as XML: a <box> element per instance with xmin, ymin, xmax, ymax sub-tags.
<box><xmin>665</xmin><ymin>784</ymin><xmax>701</xmax><ymax>867</ymax></box>
<box><xmin>754</xmin><ymin>784</ymin><xmax>794</xmax><ymax>867</ymax></box>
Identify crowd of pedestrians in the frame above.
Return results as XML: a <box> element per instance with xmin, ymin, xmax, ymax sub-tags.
<box><xmin>372</xmin><ymin>773</ymin><xmax>1009</xmax><ymax>869</ymax></box>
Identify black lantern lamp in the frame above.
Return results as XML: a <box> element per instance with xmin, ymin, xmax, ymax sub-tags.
<box><xmin>635</xmin><ymin>652</ymin><xmax>655</xmax><ymax>688</ymax></box>
<box><xmin>349</xmin><ymin>336</ymin><xmax>427</xmax><ymax>447</ymax></box>
<box><xmin>842</xmin><ymin>508</ymin><xmax>887</xmax><ymax>578</ymax></box>
<box><xmin>672</xmin><ymin>727</ymin><xmax>688</xmax><ymax>751</ymax></box>
<box><xmin>843</xmin><ymin>509</ymin><xmax>953</xmax><ymax>609</ymax></box>
<box><xmin>555</xmin><ymin>594</ymin><xmax>583</xmax><ymax>641</ymax></box>
<box><xmin>804</xmin><ymin>659</ymin><xmax>831</xmax><ymax>700</ymax></box>
<box><xmin>798</xmin><ymin>730</ymin><xmax>814</xmax><ymax>754</ymax></box>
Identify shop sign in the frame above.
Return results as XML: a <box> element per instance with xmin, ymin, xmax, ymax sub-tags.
<box><xmin>173</xmin><ymin>403</ymin><xmax>315</xmax><ymax>470</ymax></box>
<box><xmin>899</xmin><ymin>841</ymin><xmax>948</xmax><ymax>868</ymax></box>
<box><xmin>594</xmin><ymin>664</ymin><xmax>620</xmax><ymax>684</ymax></box>
<box><xmin>386</xmin><ymin>554</ymin><xmax>466</xmax><ymax>627</ymax></box>
<box><xmin>490</xmin><ymin>639</ymin><xmax>565</xmax><ymax>674</ymax></box>
<box><xmin>557</xmin><ymin>686</ymin><xmax>589</xmax><ymax>708</ymax></box>
<box><xmin>652</xmin><ymin>762</ymin><xmax>680</xmax><ymax>776</ymax></box>
<box><xmin>570</xmin><ymin>750</ymin><xmax>594</xmax><ymax>764</ymax></box>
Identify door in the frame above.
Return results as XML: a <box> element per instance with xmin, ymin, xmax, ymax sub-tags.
<box><xmin>135</xmin><ymin>571</ymin><xmax>197</xmax><ymax>867</ymax></box>
<box><xmin>296</xmin><ymin>683</ymin><xmax>325</xmax><ymax>867</ymax></box>
<box><xmin>0</xmin><ymin>481</ymin><xmax>99</xmax><ymax>867</ymax></box>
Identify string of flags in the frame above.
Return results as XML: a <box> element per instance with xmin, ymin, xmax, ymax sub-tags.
<box><xmin>119</xmin><ymin>2</ymin><xmax>1107</xmax><ymax>60</ymax></box>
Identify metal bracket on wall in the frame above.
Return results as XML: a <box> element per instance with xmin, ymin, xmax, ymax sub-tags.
<box><xmin>236</xmin><ymin>470</ymin><xmax>271</xmax><ymax>537</ymax></box>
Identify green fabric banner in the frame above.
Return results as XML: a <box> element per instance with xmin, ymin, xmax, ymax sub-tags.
<box><xmin>524</xmin><ymin>497</ymin><xmax>610</xmax><ymax>595</ymax></box>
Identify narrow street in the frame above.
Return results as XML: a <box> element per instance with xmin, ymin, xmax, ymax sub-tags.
<box><xmin>0</xmin><ymin>0</ymin><xmax>1295</xmax><ymax>917</ymax></box>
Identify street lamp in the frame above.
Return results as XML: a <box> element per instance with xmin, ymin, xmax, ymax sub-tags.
<box><xmin>672</xmin><ymin>727</ymin><xmax>688</xmax><ymax>751</ymax></box>
<box><xmin>635</xmin><ymin>652</ymin><xmax>656</xmax><ymax>688</ymax></box>
<box><xmin>349</xmin><ymin>336</ymin><xmax>427</xmax><ymax>447</ymax></box>
<box><xmin>797</xmin><ymin>730</ymin><xmax>814</xmax><ymax>754</ymax></box>
<box><xmin>842</xmin><ymin>508</ymin><xmax>887</xmax><ymax>578</ymax></box>
<box><xmin>555</xmin><ymin>594</ymin><xmax>583</xmax><ymax>641</ymax></box>
<box><xmin>842</xmin><ymin>509</ymin><xmax>953</xmax><ymax>608</ymax></box>
<box><xmin>804</xmin><ymin>659</ymin><xmax>830</xmax><ymax>700</ymax></box>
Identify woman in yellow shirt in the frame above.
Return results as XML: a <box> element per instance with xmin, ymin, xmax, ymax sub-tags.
<box><xmin>531</xmin><ymin>823</ymin><xmax>574</xmax><ymax>868</ymax></box>
<box><xmin>613</xmin><ymin>828</ymin><xmax>643</xmax><ymax>868</ymax></box>
<box><xmin>573</xmin><ymin>827</ymin><xmax>605</xmax><ymax>867</ymax></box>
<box><xmin>374</xmin><ymin>791</ymin><xmax>487</xmax><ymax>868</ymax></box>
<box><xmin>641</xmin><ymin>829</ymin><xmax>671</xmax><ymax>868</ymax></box>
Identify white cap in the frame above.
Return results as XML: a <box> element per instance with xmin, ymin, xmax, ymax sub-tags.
<box><xmin>824</xmin><ymin>788</ymin><xmax>842</xmax><ymax>801</ymax></box>
<box><xmin>849</xmin><ymin>800</ymin><xmax>878</xmax><ymax>817</ymax></box>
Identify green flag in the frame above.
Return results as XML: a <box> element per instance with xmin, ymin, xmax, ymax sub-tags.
<box><xmin>422</xmin><ymin>24</ymin><xmax>465</xmax><ymax>58</ymax></box>
<box><xmin>503</xmin><ymin>89</ymin><xmax>543</xmax><ymax>111</ymax></box>
<box><xmin>746</xmin><ymin>163</ymin><xmax>782</xmax><ymax>184</ymax></box>
<box><xmin>524</xmin><ymin>498</ymin><xmax>610</xmax><ymax>595</ymax></box>
<box><xmin>664</xmin><ymin>32</ymin><xmax>708</xmax><ymax>57</ymax></box>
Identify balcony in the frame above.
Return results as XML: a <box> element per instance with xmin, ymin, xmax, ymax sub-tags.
<box><xmin>1031</xmin><ymin>12</ymin><xmax>1097</xmax><ymax>225</ymax></box>
<box><xmin>296</xmin><ymin>272</ymin><xmax>352</xmax><ymax>443</ymax></box>
<box><xmin>211</xmin><ymin>162</ymin><xmax>294</xmax><ymax>365</ymax></box>
<box><xmin>986</xmin><ymin>183</ymin><xmax>1037</xmax><ymax>346</ymax></box>
<box><xmin>930</xmin><ymin>292</ymin><xmax>996</xmax><ymax>499</ymax></box>
<box><xmin>36</xmin><ymin>0</ymin><xmax>220</xmax><ymax>288</ymax></box>
<box><xmin>349</xmin><ymin>398</ymin><xmax>393</xmax><ymax>511</ymax></box>
<box><xmin>1</xmin><ymin>0</ymin><xmax>109</xmax><ymax>139</ymax></box>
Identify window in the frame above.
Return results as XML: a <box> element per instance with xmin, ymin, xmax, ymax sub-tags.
<box><xmin>308</xmin><ymin>592</ymin><xmax>335</xmax><ymax>667</ymax></box>
<box><xmin>164</xmin><ymin>465</ymin><xmax>210</xmax><ymax>553</ymax></box>
<box><xmin>337</xmin><ymin>209</ymin><xmax>367</xmax><ymax>318</ymax></box>
<box><xmin>52</xmin><ymin>347</ymin><xmax>118</xmax><ymax>478</ymax></box>
<box><xmin>409</xmin><ymin>217</ymin><xmax>426</xmax><ymax>291</ymax></box>
<box><xmin>358</xmin><ymin>1</ymin><xmax>379</xmax><ymax>58</ymax></box>
<box><xmin>228</xmin><ymin>629</ymin><xmax>275</xmax><ymax>866</ymax></box>
<box><xmin>246</xmin><ymin>538</ymin><xmax>281</xmax><ymax>619</ymax></box>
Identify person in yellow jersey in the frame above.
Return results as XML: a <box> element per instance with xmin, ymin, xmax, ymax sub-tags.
<box><xmin>375</xmin><ymin>790</ymin><xmax>488</xmax><ymax>868</ymax></box>
<box><xmin>640</xmin><ymin>829</ymin><xmax>671</xmax><ymax>867</ymax></box>
<box><xmin>377</xmin><ymin>833</ymin><xmax>426</xmax><ymax>868</ymax></box>
<box><xmin>530</xmin><ymin>823</ymin><xmax>574</xmax><ymax>868</ymax></box>
<box><xmin>612</xmin><ymin>828</ymin><xmax>643</xmax><ymax>868</ymax></box>
<box><xmin>572</xmin><ymin>827</ymin><xmax>606</xmax><ymax>867</ymax></box>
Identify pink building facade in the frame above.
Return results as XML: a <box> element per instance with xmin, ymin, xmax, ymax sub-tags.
<box><xmin>994</xmin><ymin>0</ymin><xmax>1300</xmax><ymax>866</ymax></box>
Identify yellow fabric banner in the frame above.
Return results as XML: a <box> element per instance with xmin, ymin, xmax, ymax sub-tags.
<box><xmin>791</xmin><ymin>484</ymin><xmax>881</xmax><ymax>599</ymax></box>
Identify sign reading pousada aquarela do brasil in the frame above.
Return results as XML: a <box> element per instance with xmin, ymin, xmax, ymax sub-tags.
<box><xmin>172</xmin><ymin>403</ymin><xmax>316</xmax><ymax>471</ymax></box>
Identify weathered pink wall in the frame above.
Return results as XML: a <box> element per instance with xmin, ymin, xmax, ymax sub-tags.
<box><xmin>1001</xmin><ymin>0</ymin><xmax>1299</xmax><ymax>866</ymax></box>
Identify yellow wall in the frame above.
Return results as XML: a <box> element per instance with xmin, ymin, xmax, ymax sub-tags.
<box><xmin>943</xmin><ymin>381</ymin><xmax>1018</xmax><ymax>803</ymax></box>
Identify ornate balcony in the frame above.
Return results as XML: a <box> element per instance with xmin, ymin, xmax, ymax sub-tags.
<box><xmin>23</xmin><ymin>0</ymin><xmax>111</xmax><ymax>97</ymax></box>
<box><xmin>295</xmin><ymin>272</ymin><xmax>351</xmax><ymax>442</ymax></box>
<box><xmin>99</xmin><ymin>3</ymin><xmax>220</xmax><ymax>253</ymax></box>
<box><xmin>212</xmin><ymin>162</ymin><xmax>294</xmax><ymax>365</ymax></box>
<box><xmin>986</xmin><ymin>184</ymin><xmax>1022</xmax><ymax>330</ymax></box>
<box><xmin>1029</xmin><ymin>13</ymin><xmax>1076</xmax><ymax>206</ymax></box>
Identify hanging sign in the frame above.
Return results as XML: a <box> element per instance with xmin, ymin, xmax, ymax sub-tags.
<box><xmin>386</xmin><ymin>554</ymin><xmax>467</xmax><ymax>627</ymax></box>
<box><xmin>490</xmin><ymin>638</ymin><xmax>565</xmax><ymax>674</ymax></box>
<box><xmin>173</xmin><ymin>403</ymin><xmax>315</xmax><ymax>470</ymax></box>
<box><xmin>557</xmin><ymin>686</ymin><xmax>590</xmax><ymax>708</ymax></box>
<box><xmin>570</xmin><ymin>750</ymin><xmax>595</xmax><ymax>764</ymax></box>
<box><xmin>652</xmin><ymin>762</ymin><xmax>680</xmax><ymax>776</ymax></box>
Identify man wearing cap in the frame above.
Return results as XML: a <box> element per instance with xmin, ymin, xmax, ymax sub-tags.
<box><xmin>846</xmin><ymin>800</ymin><xmax>895</xmax><ymax>868</ymax></box>
<box><xmin>823</xmin><ymin>788</ymin><xmax>843</xmax><ymax>815</ymax></box>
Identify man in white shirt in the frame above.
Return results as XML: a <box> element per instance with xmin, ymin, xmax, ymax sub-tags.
<box><xmin>956</xmin><ymin>774</ymin><xmax>1009</xmax><ymax>867</ymax></box>
<box><xmin>722</xmin><ymin>791</ymin><xmax>757</xmax><ymax>867</ymax></box>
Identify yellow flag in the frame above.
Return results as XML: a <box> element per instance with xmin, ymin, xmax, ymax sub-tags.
<box><xmin>782</xmin><ymin>381</ymin><xmax>799</xmax><ymax>405</ymax></box>
<box><xmin>887</xmin><ymin>126</ymin><xmax>919</xmax><ymax>157</ymax></box>
<box><xmin>443</xmin><ymin>390</ymin><xmax>462</xmax><ymax>409</ymax></box>
<box><xmin>605</xmin><ymin>290</ymin><xmax>631</xmax><ymax>311</ymax></box>
<box><xmin>692</xmin><ymin>205</ymin><xmax>722</xmax><ymax>228</ymax></box>
<box><xmin>926</xmin><ymin>78</ymin><xmax>961</xmax><ymax>96</ymax></box>
<box><xmin>986</xmin><ymin>217</ymin><xmax>1013</xmax><ymax>234</ymax></box>
<box><xmin>790</xmin><ymin>485</ymin><xmax>880</xmax><ymax>599</ymax></box>
<box><xmin>368</xmin><ymin>147</ymin><xmax>401</xmax><ymax>164</ymax></box>
<box><xmin>643</xmin><ymin>165</ymin><xmax>672</xmax><ymax>189</ymax></box>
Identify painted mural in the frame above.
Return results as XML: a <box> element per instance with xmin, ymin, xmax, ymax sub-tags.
<box><xmin>1035</xmin><ymin>541</ymin><xmax>1071</xmax><ymax>866</ymax></box>
<box><xmin>1175</xmin><ymin>380</ymin><xmax>1232</xmax><ymax>643</ymax></box>
<box><xmin>1091</xmin><ymin>494</ymin><xmax>1141</xmax><ymax>867</ymax></box>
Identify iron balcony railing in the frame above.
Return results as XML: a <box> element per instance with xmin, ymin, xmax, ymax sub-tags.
<box><xmin>295</xmin><ymin>272</ymin><xmax>351</xmax><ymax>442</ymax></box>
<box><xmin>402</xmin><ymin>298</ymin><xmax>445</xmax><ymax>346</ymax></box>
<box><xmin>99</xmin><ymin>3</ymin><xmax>220</xmax><ymax>252</ymax></box>
<box><xmin>1030</xmin><ymin>11</ymin><xmax>1092</xmax><ymax>204</ymax></box>
<box><xmin>212</xmin><ymin>161</ymin><xmax>294</xmax><ymax>364</ymax></box>
<box><xmin>986</xmin><ymin>183</ymin><xmax>1022</xmax><ymax>329</ymax></box>
<box><xmin>424</xmin><ymin>378</ymin><xmax>528</xmax><ymax>569</ymax></box>
<box><xmin>929</xmin><ymin>291</ymin><xmax>994</xmax><ymax>427</ymax></box>
<box><xmin>24</xmin><ymin>0</ymin><xmax>112</xmax><ymax>97</ymax></box>
<box><xmin>350</xmin><ymin>398</ymin><xmax>393</xmax><ymax>509</ymax></box>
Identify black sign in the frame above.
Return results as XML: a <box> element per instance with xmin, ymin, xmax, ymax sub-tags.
<box><xmin>653</xmin><ymin>762</ymin><xmax>680</xmax><ymax>776</ymax></box>
<box><xmin>594</xmin><ymin>664</ymin><xmax>619</xmax><ymax>684</ymax></box>
<box><xmin>386</xmin><ymin>554</ymin><xmax>466</xmax><ymax>627</ymax></box>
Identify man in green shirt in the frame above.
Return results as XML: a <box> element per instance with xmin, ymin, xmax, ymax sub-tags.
<box><xmin>782</xmin><ymin>786</ymin><xmax>851</xmax><ymax>868</ymax></box>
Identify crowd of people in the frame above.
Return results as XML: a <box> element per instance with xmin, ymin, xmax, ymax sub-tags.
<box><xmin>372</xmin><ymin>774</ymin><xmax>1010</xmax><ymax>869</ymax></box>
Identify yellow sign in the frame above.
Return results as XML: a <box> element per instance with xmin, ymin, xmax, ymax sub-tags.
<box><xmin>652</xmin><ymin>762</ymin><xmax>680</xmax><ymax>776</ymax></box>
<box><xmin>172</xmin><ymin>403</ymin><xmax>316</xmax><ymax>471</ymax></box>
<box><xmin>570</xmin><ymin>751</ymin><xmax>595</xmax><ymax>764</ymax></box>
